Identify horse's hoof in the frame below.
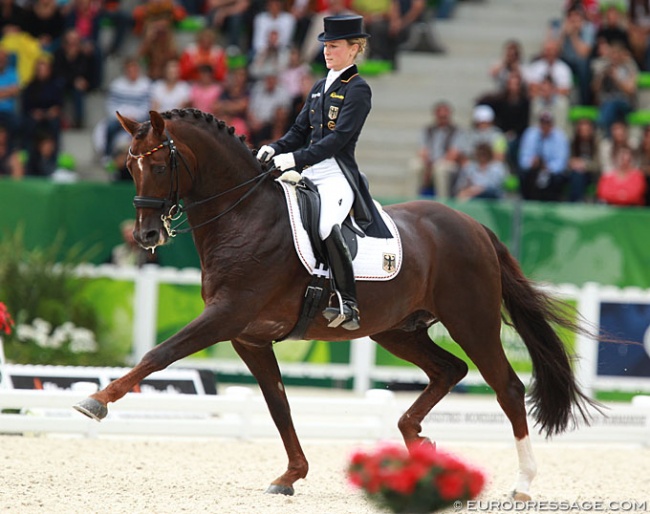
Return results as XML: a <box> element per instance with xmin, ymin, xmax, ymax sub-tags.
<box><xmin>73</xmin><ymin>397</ymin><xmax>108</xmax><ymax>421</ymax></box>
<box><xmin>265</xmin><ymin>484</ymin><xmax>294</xmax><ymax>496</ymax></box>
<box><xmin>513</xmin><ymin>491</ymin><xmax>532</xmax><ymax>502</ymax></box>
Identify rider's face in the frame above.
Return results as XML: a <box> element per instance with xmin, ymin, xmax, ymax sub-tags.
<box><xmin>323</xmin><ymin>40</ymin><xmax>357</xmax><ymax>71</ymax></box>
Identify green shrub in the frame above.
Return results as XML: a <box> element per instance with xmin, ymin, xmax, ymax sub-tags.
<box><xmin>0</xmin><ymin>227</ymin><xmax>125</xmax><ymax>366</ymax></box>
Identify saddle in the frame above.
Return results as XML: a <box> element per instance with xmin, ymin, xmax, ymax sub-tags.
<box><xmin>275</xmin><ymin>171</ymin><xmax>402</xmax><ymax>341</ymax></box>
<box><xmin>294</xmin><ymin>175</ymin><xmax>362</xmax><ymax>266</ymax></box>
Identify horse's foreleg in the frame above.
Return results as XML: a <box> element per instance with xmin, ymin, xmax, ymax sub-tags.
<box><xmin>231</xmin><ymin>339</ymin><xmax>308</xmax><ymax>496</ymax></box>
<box><xmin>75</xmin><ymin>305</ymin><xmax>224</xmax><ymax>420</ymax></box>
<box><xmin>371</xmin><ymin>328</ymin><xmax>468</xmax><ymax>448</ymax></box>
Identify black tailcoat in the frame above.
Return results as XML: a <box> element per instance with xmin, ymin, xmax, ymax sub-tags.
<box><xmin>270</xmin><ymin>65</ymin><xmax>392</xmax><ymax>238</ymax></box>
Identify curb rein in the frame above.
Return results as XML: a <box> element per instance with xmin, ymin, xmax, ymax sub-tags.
<box><xmin>129</xmin><ymin>129</ymin><xmax>274</xmax><ymax>237</ymax></box>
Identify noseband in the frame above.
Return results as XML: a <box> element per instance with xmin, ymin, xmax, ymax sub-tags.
<box><xmin>129</xmin><ymin>128</ymin><xmax>274</xmax><ymax>237</ymax></box>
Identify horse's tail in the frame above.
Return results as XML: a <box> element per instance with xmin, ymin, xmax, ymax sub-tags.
<box><xmin>483</xmin><ymin>225</ymin><xmax>601</xmax><ymax>437</ymax></box>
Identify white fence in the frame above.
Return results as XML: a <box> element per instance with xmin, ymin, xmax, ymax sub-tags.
<box><xmin>73</xmin><ymin>264</ymin><xmax>650</xmax><ymax>396</ymax></box>
<box><xmin>1</xmin><ymin>386</ymin><xmax>649</xmax><ymax>444</ymax></box>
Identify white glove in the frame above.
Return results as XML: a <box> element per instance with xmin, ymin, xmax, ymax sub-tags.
<box><xmin>273</xmin><ymin>153</ymin><xmax>296</xmax><ymax>171</ymax></box>
<box><xmin>257</xmin><ymin>145</ymin><xmax>275</xmax><ymax>163</ymax></box>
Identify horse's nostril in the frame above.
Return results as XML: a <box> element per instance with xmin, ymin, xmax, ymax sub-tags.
<box><xmin>144</xmin><ymin>229</ymin><xmax>159</xmax><ymax>244</ymax></box>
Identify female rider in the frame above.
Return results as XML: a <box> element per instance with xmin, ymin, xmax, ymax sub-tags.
<box><xmin>257</xmin><ymin>14</ymin><xmax>392</xmax><ymax>331</ymax></box>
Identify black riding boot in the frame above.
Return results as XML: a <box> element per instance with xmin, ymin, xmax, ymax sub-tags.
<box><xmin>322</xmin><ymin>225</ymin><xmax>360</xmax><ymax>330</ymax></box>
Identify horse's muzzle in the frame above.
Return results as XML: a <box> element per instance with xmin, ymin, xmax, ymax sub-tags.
<box><xmin>135</xmin><ymin>227</ymin><xmax>166</xmax><ymax>250</ymax></box>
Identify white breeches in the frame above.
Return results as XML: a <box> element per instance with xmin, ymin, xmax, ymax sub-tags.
<box><xmin>302</xmin><ymin>158</ymin><xmax>354</xmax><ymax>240</ymax></box>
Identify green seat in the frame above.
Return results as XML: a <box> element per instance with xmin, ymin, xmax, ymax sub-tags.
<box><xmin>637</xmin><ymin>72</ymin><xmax>650</xmax><ymax>89</ymax></box>
<box><xmin>568</xmin><ymin>105</ymin><xmax>599</xmax><ymax>122</ymax></box>
<box><xmin>357</xmin><ymin>60</ymin><xmax>392</xmax><ymax>76</ymax></box>
<box><xmin>503</xmin><ymin>174</ymin><xmax>519</xmax><ymax>193</ymax></box>
<box><xmin>627</xmin><ymin>110</ymin><xmax>650</xmax><ymax>126</ymax></box>
<box><xmin>176</xmin><ymin>16</ymin><xmax>206</xmax><ymax>32</ymax></box>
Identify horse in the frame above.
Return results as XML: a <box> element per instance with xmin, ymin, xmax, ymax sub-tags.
<box><xmin>75</xmin><ymin>108</ymin><xmax>598</xmax><ymax>499</ymax></box>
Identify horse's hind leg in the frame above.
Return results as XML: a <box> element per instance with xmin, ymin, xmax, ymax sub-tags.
<box><xmin>231</xmin><ymin>339</ymin><xmax>308</xmax><ymax>496</ymax></box>
<box><xmin>371</xmin><ymin>328</ymin><xmax>468</xmax><ymax>447</ymax></box>
<box><xmin>442</xmin><ymin>305</ymin><xmax>536</xmax><ymax>500</ymax></box>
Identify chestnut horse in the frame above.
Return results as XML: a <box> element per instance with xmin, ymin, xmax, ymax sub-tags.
<box><xmin>75</xmin><ymin>109</ymin><xmax>597</xmax><ymax>499</ymax></box>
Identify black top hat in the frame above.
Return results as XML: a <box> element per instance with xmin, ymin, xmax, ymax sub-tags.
<box><xmin>317</xmin><ymin>14</ymin><xmax>370</xmax><ymax>42</ymax></box>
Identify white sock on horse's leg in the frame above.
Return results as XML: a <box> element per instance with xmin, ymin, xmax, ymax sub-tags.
<box><xmin>512</xmin><ymin>435</ymin><xmax>537</xmax><ymax>500</ymax></box>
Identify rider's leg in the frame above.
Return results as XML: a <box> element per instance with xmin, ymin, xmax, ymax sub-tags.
<box><xmin>322</xmin><ymin>224</ymin><xmax>360</xmax><ymax>330</ymax></box>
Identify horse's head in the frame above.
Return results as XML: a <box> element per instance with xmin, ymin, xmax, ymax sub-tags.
<box><xmin>118</xmin><ymin>110</ymin><xmax>193</xmax><ymax>250</ymax></box>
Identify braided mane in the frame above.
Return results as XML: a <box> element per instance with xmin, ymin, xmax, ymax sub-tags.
<box><xmin>135</xmin><ymin>108</ymin><xmax>249</xmax><ymax>146</ymax></box>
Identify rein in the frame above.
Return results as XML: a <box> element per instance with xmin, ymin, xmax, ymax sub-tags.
<box><xmin>130</xmin><ymin>130</ymin><xmax>274</xmax><ymax>237</ymax></box>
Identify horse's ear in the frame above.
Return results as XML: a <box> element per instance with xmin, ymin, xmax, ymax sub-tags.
<box><xmin>150</xmin><ymin>111</ymin><xmax>165</xmax><ymax>137</ymax></box>
<box><xmin>116</xmin><ymin>112</ymin><xmax>140</xmax><ymax>136</ymax></box>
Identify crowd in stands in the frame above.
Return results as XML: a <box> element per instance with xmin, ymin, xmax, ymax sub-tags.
<box><xmin>419</xmin><ymin>0</ymin><xmax>650</xmax><ymax>207</ymax></box>
<box><xmin>0</xmin><ymin>0</ymin><xmax>441</xmax><ymax>180</ymax></box>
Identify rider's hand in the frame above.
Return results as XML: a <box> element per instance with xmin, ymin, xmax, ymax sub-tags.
<box><xmin>273</xmin><ymin>153</ymin><xmax>296</xmax><ymax>171</ymax></box>
<box><xmin>257</xmin><ymin>145</ymin><xmax>275</xmax><ymax>163</ymax></box>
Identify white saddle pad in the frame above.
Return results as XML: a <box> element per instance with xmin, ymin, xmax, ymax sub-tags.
<box><xmin>277</xmin><ymin>174</ymin><xmax>402</xmax><ymax>281</ymax></box>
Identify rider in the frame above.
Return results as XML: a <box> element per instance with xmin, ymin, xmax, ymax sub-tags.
<box><xmin>257</xmin><ymin>14</ymin><xmax>392</xmax><ymax>331</ymax></box>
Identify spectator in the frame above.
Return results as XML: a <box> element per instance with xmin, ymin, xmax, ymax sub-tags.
<box><xmin>24</xmin><ymin>0</ymin><xmax>66</xmax><ymax>52</ymax></box>
<box><xmin>591</xmin><ymin>40</ymin><xmax>638</xmax><ymax>137</ymax></box>
<box><xmin>454</xmin><ymin>142</ymin><xmax>506</xmax><ymax>200</ymax></box>
<box><xmin>179</xmin><ymin>27</ymin><xmax>228</xmax><ymax>83</ymax></box>
<box><xmin>102</xmin><ymin>56</ymin><xmax>152</xmax><ymax>158</ymax></box>
<box><xmin>151</xmin><ymin>58</ymin><xmax>191</xmax><ymax>112</ymax></box>
<box><xmin>252</xmin><ymin>0</ymin><xmax>296</xmax><ymax>57</ymax></box>
<box><xmin>0</xmin><ymin>125</ymin><xmax>23</xmax><ymax>178</ymax></box>
<box><xmin>599</xmin><ymin>119</ymin><xmax>633</xmax><ymax>173</ymax></box>
<box><xmin>388</xmin><ymin>0</ymin><xmax>427</xmax><ymax>69</ymax></box>
<box><xmin>558</xmin><ymin>4</ymin><xmax>596</xmax><ymax>104</ymax></box>
<box><xmin>489</xmin><ymin>39</ymin><xmax>523</xmax><ymax>91</ymax></box>
<box><xmin>97</xmin><ymin>0</ymin><xmax>132</xmax><ymax>57</ymax></box>
<box><xmin>218</xmin><ymin>66</ymin><xmax>250</xmax><ymax>126</ymax></box>
<box><xmin>567</xmin><ymin>117</ymin><xmax>600</xmax><ymax>201</ymax></box>
<box><xmin>518</xmin><ymin>111</ymin><xmax>570</xmax><ymax>201</ymax></box>
<box><xmin>188</xmin><ymin>64</ymin><xmax>223</xmax><ymax>113</ymax></box>
<box><xmin>21</xmin><ymin>54</ymin><xmax>64</xmax><ymax>159</ymax></box>
<box><xmin>628</xmin><ymin>0</ymin><xmax>650</xmax><ymax>70</ymax></box>
<box><xmin>523</xmin><ymin>37</ymin><xmax>573</xmax><ymax>98</ymax></box>
<box><xmin>137</xmin><ymin>7</ymin><xmax>179</xmax><ymax>80</ymax></box>
<box><xmin>594</xmin><ymin>3</ymin><xmax>631</xmax><ymax>53</ymax></box>
<box><xmin>529</xmin><ymin>75</ymin><xmax>570</xmax><ymax>134</ymax></box>
<box><xmin>287</xmin><ymin>0</ymin><xmax>317</xmax><ymax>49</ymax></box>
<box><xmin>351</xmin><ymin>0</ymin><xmax>392</xmax><ymax>61</ymax></box>
<box><xmin>0</xmin><ymin>0</ymin><xmax>29</xmax><ymax>34</ymax></box>
<box><xmin>247</xmin><ymin>71</ymin><xmax>291</xmax><ymax>146</ymax></box>
<box><xmin>249</xmin><ymin>29</ymin><xmax>291</xmax><ymax>79</ymax></box>
<box><xmin>207</xmin><ymin>0</ymin><xmax>250</xmax><ymax>53</ymax></box>
<box><xmin>460</xmin><ymin>104</ymin><xmax>507</xmax><ymax>165</ymax></box>
<box><xmin>480</xmin><ymin>70</ymin><xmax>530</xmax><ymax>175</ymax></box>
<box><xmin>53</xmin><ymin>28</ymin><xmax>96</xmax><ymax>128</ymax></box>
<box><xmin>0</xmin><ymin>47</ymin><xmax>21</xmax><ymax>146</ymax></box>
<box><xmin>279</xmin><ymin>45</ymin><xmax>312</xmax><ymax>99</ymax></box>
<box><xmin>634</xmin><ymin>124</ymin><xmax>650</xmax><ymax>204</ymax></box>
<box><xmin>417</xmin><ymin>100</ymin><xmax>463</xmax><ymax>198</ymax></box>
<box><xmin>25</xmin><ymin>131</ymin><xmax>58</xmax><ymax>177</ymax></box>
<box><xmin>596</xmin><ymin>144</ymin><xmax>647</xmax><ymax>205</ymax></box>
<box><xmin>63</xmin><ymin>0</ymin><xmax>106</xmax><ymax>88</ymax></box>
<box><xmin>132</xmin><ymin>0</ymin><xmax>186</xmax><ymax>36</ymax></box>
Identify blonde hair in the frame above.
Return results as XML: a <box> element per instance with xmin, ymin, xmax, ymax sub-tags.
<box><xmin>347</xmin><ymin>37</ymin><xmax>367</xmax><ymax>59</ymax></box>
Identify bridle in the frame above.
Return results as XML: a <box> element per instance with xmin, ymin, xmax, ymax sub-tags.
<box><xmin>129</xmin><ymin>129</ymin><xmax>274</xmax><ymax>237</ymax></box>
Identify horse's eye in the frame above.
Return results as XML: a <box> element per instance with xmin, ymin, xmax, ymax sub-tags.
<box><xmin>152</xmin><ymin>165</ymin><xmax>166</xmax><ymax>175</ymax></box>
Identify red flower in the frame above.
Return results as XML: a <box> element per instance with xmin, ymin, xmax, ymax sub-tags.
<box><xmin>436</xmin><ymin>470</ymin><xmax>467</xmax><ymax>501</ymax></box>
<box><xmin>0</xmin><ymin>302</ymin><xmax>14</xmax><ymax>335</ymax></box>
<box><xmin>347</xmin><ymin>443</ymin><xmax>486</xmax><ymax>513</ymax></box>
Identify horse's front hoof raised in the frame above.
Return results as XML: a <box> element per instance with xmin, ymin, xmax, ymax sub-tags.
<box><xmin>73</xmin><ymin>397</ymin><xmax>108</xmax><ymax>421</ymax></box>
<box><xmin>513</xmin><ymin>491</ymin><xmax>532</xmax><ymax>502</ymax></box>
<box><xmin>265</xmin><ymin>484</ymin><xmax>294</xmax><ymax>496</ymax></box>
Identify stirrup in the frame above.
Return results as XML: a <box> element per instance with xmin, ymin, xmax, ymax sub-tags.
<box><xmin>322</xmin><ymin>291</ymin><xmax>360</xmax><ymax>330</ymax></box>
